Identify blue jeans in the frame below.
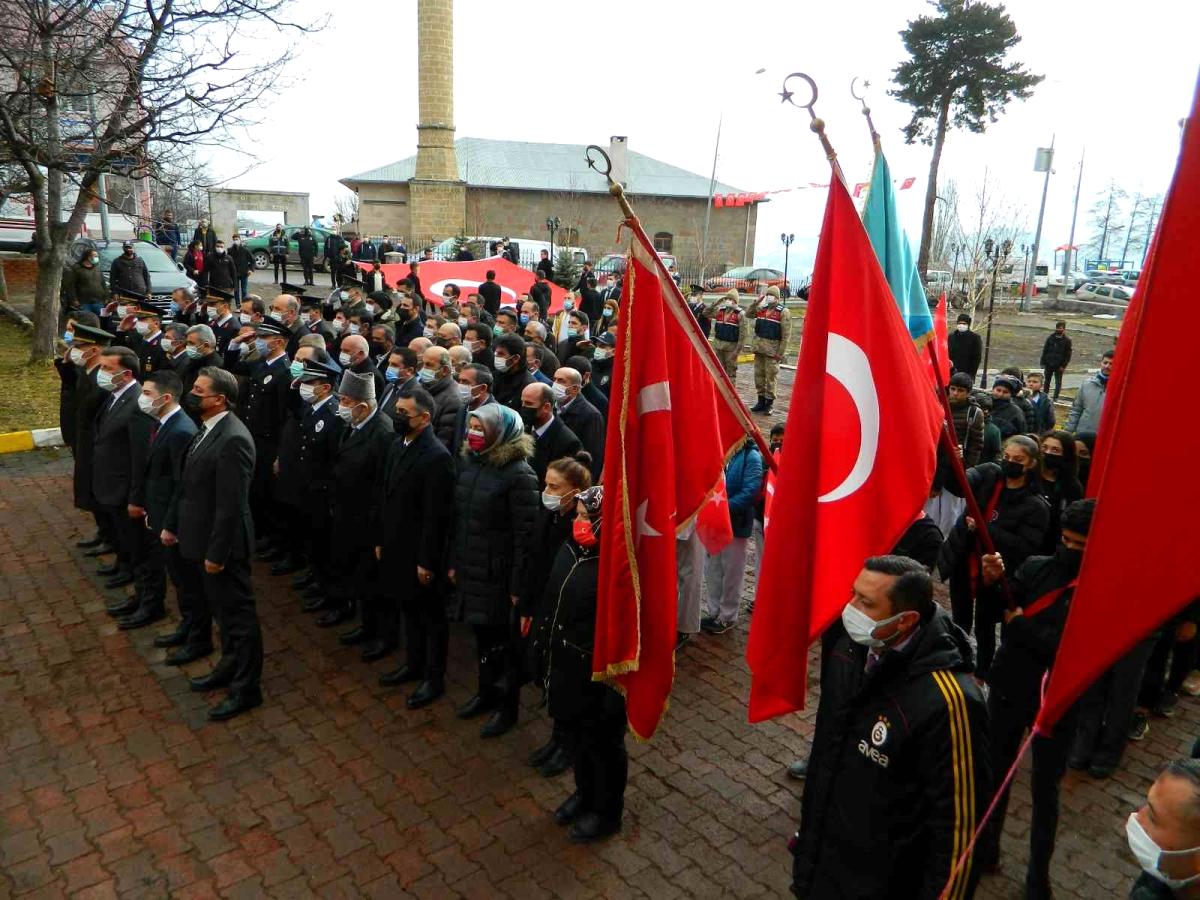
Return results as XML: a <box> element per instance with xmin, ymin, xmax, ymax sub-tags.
<box><xmin>79</xmin><ymin>302</ymin><xmax>103</xmax><ymax>316</ymax></box>
<box><xmin>236</xmin><ymin>275</ymin><xmax>249</xmax><ymax>301</ymax></box>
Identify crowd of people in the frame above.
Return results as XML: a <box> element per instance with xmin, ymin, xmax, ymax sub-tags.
<box><xmin>51</xmin><ymin>243</ymin><xmax>1200</xmax><ymax>894</ymax></box>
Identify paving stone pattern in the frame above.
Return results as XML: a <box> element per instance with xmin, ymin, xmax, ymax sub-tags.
<box><xmin>0</xmin><ymin>369</ymin><xmax>1193</xmax><ymax>899</ymax></box>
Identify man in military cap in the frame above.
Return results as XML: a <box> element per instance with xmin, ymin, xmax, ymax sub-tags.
<box><xmin>320</xmin><ymin>372</ymin><xmax>394</xmax><ymax>655</ymax></box>
<box><xmin>273</xmin><ymin>356</ymin><xmax>343</xmax><ymax>583</ymax></box>
<box><xmin>747</xmin><ymin>285</ymin><xmax>791</xmax><ymax>414</ymax></box>
<box><xmin>687</xmin><ymin>285</ymin><xmax>712</xmax><ymax>339</ymax></box>
<box><xmin>705</xmin><ymin>288</ymin><xmax>746</xmax><ymax>380</ymax></box>
<box><xmin>127</xmin><ymin>304</ymin><xmax>170</xmax><ymax>378</ymax></box>
<box><xmin>592</xmin><ymin>332</ymin><xmax>616</xmax><ymax>399</ymax></box>
<box><xmin>102</xmin><ymin>288</ymin><xmax>144</xmax><ymax>335</ymax></box>
<box><xmin>68</xmin><ymin>323</ymin><xmax>118</xmax><ymax>558</ymax></box>
<box><xmin>203</xmin><ymin>288</ymin><xmax>240</xmax><ymax>356</ymax></box>
<box><xmin>109</xmin><ymin>240</ymin><xmax>151</xmax><ymax>297</ymax></box>
<box><xmin>226</xmin><ymin>317</ymin><xmax>292</xmax><ymax>557</ymax></box>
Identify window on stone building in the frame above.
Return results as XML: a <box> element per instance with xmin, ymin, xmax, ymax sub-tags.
<box><xmin>653</xmin><ymin>231</ymin><xmax>673</xmax><ymax>253</ymax></box>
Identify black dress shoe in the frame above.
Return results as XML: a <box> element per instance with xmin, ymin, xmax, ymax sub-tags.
<box><xmin>528</xmin><ymin>739</ymin><xmax>558</xmax><ymax>768</ymax></box>
<box><xmin>360</xmin><ymin>641</ymin><xmax>395</xmax><ymax>662</ymax></box>
<box><xmin>291</xmin><ymin>570</ymin><xmax>316</xmax><ymax>590</ymax></box>
<box><xmin>338</xmin><ymin>626</ymin><xmax>368</xmax><ymax>646</ymax></box>
<box><xmin>538</xmin><ymin>745</ymin><xmax>573</xmax><ymax>778</ymax></box>
<box><xmin>568</xmin><ymin>812</ymin><xmax>620</xmax><ymax>843</ymax></box>
<box><xmin>190</xmin><ymin>670</ymin><xmax>234</xmax><ymax>692</ymax></box>
<box><xmin>379</xmin><ymin>664</ymin><xmax>420</xmax><ymax>687</ymax></box>
<box><xmin>105</xmin><ymin>596</ymin><xmax>141</xmax><ymax>617</ymax></box>
<box><xmin>270</xmin><ymin>557</ymin><xmax>303</xmax><ymax>576</ymax></box>
<box><xmin>256</xmin><ymin>546</ymin><xmax>286</xmax><ymax>563</ymax></box>
<box><xmin>104</xmin><ymin>572</ymin><xmax>134</xmax><ymax>589</ymax></box>
<box><xmin>153</xmin><ymin>628</ymin><xmax>188</xmax><ymax>649</ymax></box>
<box><xmin>406</xmin><ymin>680</ymin><xmax>444</xmax><ymax>710</ymax></box>
<box><xmin>165</xmin><ymin>646</ymin><xmax>213</xmax><ymax>666</ymax></box>
<box><xmin>208</xmin><ymin>693</ymin><xmax>262</xmax><ymax>721</ymax></box>
<box><xmin>117</xmin><ymin>606</ymin><xmax>166</xmax><ymax>630</ymax></box>
<box><xmin>76</xmin><ymin>532</ymin><xmax>103</xmax><ymax>548</ymax></box>
<box><xmin>96</xmin><ymin>561</ymin><xmax>120</xmax><ymax>576</ymax></box>
<box><xmin>480</xmin><ymin>709</ymin><xmax>516</xmax><ymax>739</ymax></box>
<box><xmin>301</xmin><ymin>594</ymin><xmax>333</xmax><ymax>613</ymax></box>
<box><xmin>83</xmin><ymin>543</ymin><xmax>115</xmax><ymax>557</ymax></box>
<box><xmin>302</xmin><ymin>583</ymin><xmax>327</xmax><ymax>600</ymax></box>
<box><xmin>554</xmin><ymin>792</ymin><xmax>583</xmax><ymax>826</ymax></box>
<box><xmin>456</xmin><ymin>693</ymin><xmax>496</xmax><ymax>720</ymax></box>
<box><xmin>315</xmin><ymin>607</ymin><xmax>353</xmax><ymax>627</ymax></box>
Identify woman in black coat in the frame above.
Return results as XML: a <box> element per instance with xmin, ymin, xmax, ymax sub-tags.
<box><xmin>448</xmin><ymin>403</ymin><xmax>539</xmax><ymax>739</ymax></box>
<box><xmin>541</xmin><ymin>485</ymin><xmax>628</xmax><ymax>843</ymax></box>
<box><xmin>523</xmin><ymin>451</ymin><xmax>593</xmax><ymax>778</ymax></box>
<box><xmin>1037</xmin><ymin>429</ymin><xmax>1084</xmax><ymax>554</ymax></box>
<box><xmin>939</xmin><ymin>434</ymin><xmax>1050</xmax><ymax>678</ymax></box>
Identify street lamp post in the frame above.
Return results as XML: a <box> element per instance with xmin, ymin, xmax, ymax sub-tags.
<box><xmin>780</xmin><ymin>233</ymin><xmax>794</xmax><ymax>296</ymax></box>
<box><xmin>1020</xmin><ymin>243</ymin><xmax>1030</xmax><ymax>294</ymax></box>
<box><xmin>545</xmin><ymin>216</ymin><xmax>560</xmax><ymax>266</ymax></box>
<box><xmin>980</xmin><ymin>237</ymin><xmax>1012</xmax><ymax>388</ymax></box>
<box><xmin>949</xmin><ymin>243</ymin><xmax>962</xmax><ymax>303</ymax></box>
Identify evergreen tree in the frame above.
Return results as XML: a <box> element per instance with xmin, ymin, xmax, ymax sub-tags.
<box><xmin>553</xmin><ymin>249</ymin><xmax>581</xmax><ymax>290</ymax></box>
<box><xmin>892</xmin><ymin>0</ymin><xmax>1043</xmax><ymax>278</ymax></box>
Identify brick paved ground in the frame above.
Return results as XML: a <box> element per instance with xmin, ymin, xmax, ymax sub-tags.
<box><xmin>1</xmin><ymin>367</ymin><xmax>1194</xmax><ymax>899</ymax></box>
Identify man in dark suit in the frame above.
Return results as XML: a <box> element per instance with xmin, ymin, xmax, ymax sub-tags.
<box><xmin>301</xmin><ymin>296</ymin><xmax>336</xmax><ymax>350</ymax></box>
<box><xmin>115</xmin><ymin>371</ymin><xmax>201</xmax><ymax>638</ymax></box>
<box><xmin>323</xmin><ymin>232</ymin><xmax>347</xmax><ymax>287</ymax></box>
<box><xmin>338</xmin><ymin>333</ymin><xmax>385</xmax><ymax>400</ymax></box>
<box><xmin>165</xmin><ymin>366</ymin><xmax>261</xmax><ymax>720</ymax></box>
<box><xmin>375</xmin><ymin>389</ymin><xmax>456</xmax><ymax>706</ymax></box>
<box><xmin>180</xmin><ymin>324</ymin><xmax>224</xmax><ymax>402</ymax></box>
<box><xmin>91</xmin><ymin>346</ymin><xmax>151</xmax><ymax>591</ymax></box>
<box><xmin>575</xmin><ymin>261</ymin><xmax>595</xmax><ymax>295</ymax></box>
<box><xmin>554</xmin><ymin>366</ymin><xmax>604</xmax><ymax>480</ymax></box>
<box><xmin>579</xmin><ymin>275</ymin><xmax>603</xmax><ymax>322</ymax></box>
<box><xmin>565</xmin><ymin>355</ymin><xmax>609</xmax><ymax>419</ymax></box>
<box><xmin>477</xmin><ymin>269</ymin><xmax>502</xmax><ymax>317</ymax></box>
<box><xmin>520</xmin><ymin>382</ymin><xmax>581</xmax><ymax>488</ymax></box>
<box><xmin>463</xmin><ymin>324</ymin><xmax>495</xmax><ymax>372</ymax></box>
<box><xmin>68</xmin><ymin>324</ymin><xmax>116</xmax><ymax>556</ymax></box>
<box><xmin>322</xmin><ymin>372</ymin><xmax>394</xmax><ymax>659</ymax></box>
<box><xmin>378</xmin><ymin>346</ymin><xmax>419</xmax><ymax>430</ymax></box>
<box><xmin>530</xmin><ymin>271</ymin><xmax>552</xmax><ymax>320</ymax></box>
<box><xmin>393</xmin><ymin>294</ymin><xmax>426</xmax><ymax>348</ymax></box>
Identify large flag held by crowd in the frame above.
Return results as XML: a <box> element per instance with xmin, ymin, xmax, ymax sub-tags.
<box><xmin>1035</xmin><ymin>76</ymin><xmax>1200</xmax><ymax>735</ymax></box>
<box><xmin>353</xmin><ymin>257</ymin><xmax>569</xmax><ymax>313</ymax></box>
<box><xmin>591</xmin><ymin>237</ymin><xmax>748</xmax><ymax>740</ymax></box>
<box><xmin>746</xmin><ymin>174</ymin><xmax>944</xmax><ymax>722</ymax></box>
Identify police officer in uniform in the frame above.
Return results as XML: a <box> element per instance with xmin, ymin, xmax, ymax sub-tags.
<box><xmin>705</xmin><ymin>288</ymin><xmax>746</xmax><ymax>380</ymax></box>
<box><xmin>301</xmin><ymin>296</ymin><xmax>336</xmax><ymax>349</ymax></box>
<box><xmin>127</xmin><ymin>304</ymin><xmax>171</xmax><ymax>378</ymax></box>
<box><xmin>748</xmin><ymin>285</ymin><xmax>791</xmax><ymax>414</ymax></box>
<box><xmin>226</xmin><ymin>317</ymin><xmax>292</xmax><ymax>556</ymax></box>
<box><xmin>204</xmin><ymin>288</ymin><xmax>240</xmax><ymax>357</ymax></box>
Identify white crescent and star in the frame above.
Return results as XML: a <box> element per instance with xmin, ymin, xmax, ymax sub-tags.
<box><xmin>818</xmin><ymin>332</ymin><xmax>880</xmax><ymax>504</ymax></box>
<box><xmin>635</xmin><ymin>381</ymin><xmax>672</xmax><ymax>542</ymax></box>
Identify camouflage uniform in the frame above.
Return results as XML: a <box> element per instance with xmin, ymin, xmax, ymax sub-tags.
<box><xmin>747</xmin><ymin>286</ymin><xmax>791</xmax><ymax>412</ymax></box>
<box><xmin>704</xmin><ymin>288</ymin><xmax>746</xmax><ymax>379</ymax></box>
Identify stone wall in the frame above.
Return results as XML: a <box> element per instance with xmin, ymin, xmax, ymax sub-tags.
<box><xmin>357</xmin><ymin>183</ymin><xmax>411</xmax><ymax>238</ymax></box>
<box><xmin>408</xmin><ymin>180</ymin><xmax>466</xmax><ymax>239</ymax></box>
<box><xmin>414</xmin><ymin>0</ymin><xmax>458</xmax><ymax>183</ymax></box>
<box><xmin>208</xmin><ymin>189</ymin><xmax>310</xmax><ymax>242</ymax></box>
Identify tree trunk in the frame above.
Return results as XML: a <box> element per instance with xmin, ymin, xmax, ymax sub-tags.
<box><xmin>29</xmin><ymin>243</ymin><xmax>67</xmax><ymax>361</ymax></box>
<box><xmin>916</xmin><ymin>97</ymin><xmax>952</xmax><ymax>279</ymax></box>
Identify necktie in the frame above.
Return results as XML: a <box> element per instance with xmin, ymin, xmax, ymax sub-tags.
<box><xmin>186</xmin><ymin>424</ymin><xmax>207</xmax><ymax>459</ymax></box>
<box><xmin>149</xmin><ymin>421</ymin><xmax>160</xmax><ymax>445</ymax></box>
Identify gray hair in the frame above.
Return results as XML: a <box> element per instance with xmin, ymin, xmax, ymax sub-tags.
<box><xmin>298</xmin><ymin>333</ymin><xmax>327</xmax><ymax>349</ymax></box>
<box><xmin>163</xmin><ymin>321</ymin><xmax>189</xmax><ymax>340</ymax></box>
<box><xmin>526</xmin><ymin>321</ymin><xmax>547</xmax><ymax>340</ymax></box>
<box><xmin>187</xmin><ymin>324</ymin><xmax>216</xmax><ymax>347</ymax></box>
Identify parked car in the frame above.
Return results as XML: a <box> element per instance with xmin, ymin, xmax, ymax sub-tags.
<box><xmin>242</xmin><ymin>225</ymin><xmax>337</xmax><ymax>271</ymax></box>
<box><xmin>1083</xmin><ymin>269</ymin><xmax>1125</xmax><ymax>285</ymax></box>
<box><xmin>1075</xmin><ymin>282</ymin><xmax>1135</xmax><ymax>302</ymax></box>
<box><xmin>705</xmin><ymin>266</ymin><xmax>790</xmax><ymax>297</ymax></box>
<box><xmin>72</xmin><ymin>238</ymin><xmax>196</xmax><ymax>298</ymax></box>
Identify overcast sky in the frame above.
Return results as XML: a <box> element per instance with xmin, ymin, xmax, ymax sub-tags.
<box><xmin>209</xmin><ymin>0</ymin><xmax>1197</xmax><ymax>276</ymax></box>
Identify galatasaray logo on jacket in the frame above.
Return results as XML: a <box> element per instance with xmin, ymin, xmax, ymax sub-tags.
<box><xmin>859</xmin><ymin>716</ymin><xmax>891</xmax><ymax>768</ymax></box>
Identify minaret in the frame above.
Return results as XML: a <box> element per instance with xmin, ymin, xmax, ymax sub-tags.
<box><xmin>409</xmin><ymin>0</ymin><xmax>465</xmax><ymax>237</ymax></box>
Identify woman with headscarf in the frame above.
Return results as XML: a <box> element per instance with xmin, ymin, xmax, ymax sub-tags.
<box><xmin>1073</xmin><ymin>432</ymin><xmax>1097</xmax><ymax>491</ymax></box>
<box><xmin>939</xmin><ymin>434</ymin><xmax>1051</xmax><ymax>678</ymax></box>
<box><xmin>524</xmin><ymin>452</ymin><xmax>593</xmax><ymax>778</ymax></box>
<box><xmin>1037</xmin><ymin>429</ymin><xmax>1084</xmax><ymax>554</ymax></box>
<box><xmin>542</xmin><ymin>485</ymin><xmax>628</xmax><ymax>843</ymax></box>
<box><xmin>448</xmin><ymin>404</ymin><xmax>539</xmax><ymax>739</ymax></box>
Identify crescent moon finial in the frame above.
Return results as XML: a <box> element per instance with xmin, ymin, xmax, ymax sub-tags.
<box><xmin>850</xmin><ymin>77</ymin><xmax>882</xmax><ymax>153</ymax></box>
<box><xmin>778</xmin><ymin>72</ymin><xmax>843</xmax><ymax>176</ymax></box>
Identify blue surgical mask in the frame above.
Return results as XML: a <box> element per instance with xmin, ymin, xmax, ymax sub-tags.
<box><xmin>184</xmin><ymin>345</ymin><xmax>202</xmax><ymax>359</ymax></box>
<box><xmin>602</xmin><ymin>308</ymin><xmax>613</xmax><ymax>318</ymax></box>
<box><xmin>289</xmin><ymin>360</ymin><xmax>304</xmax><ymax>379</ymax></box>
<box><xmin>519</xmin><ymin>314</ymin><xmax>529</xmax><ymax>325</ymax></box>
<box><xmin>563</xmin><ymin>299</ymin><xmax>575</xmax><ymax>311</ymax></box>
<box><xmin>386</xmin><ymin>366</ymin><xmax>402</xmax><ymax>382</ymax></box>
<box><xmin>417</xmin><ymin>367</ymin><xmax>437</xmax><ymax>383</ymax></box>
<box><xmin>568</xmin><ymin>328</ymin><xmax>580</xmax><ymax>338</ymax></box>
<box><xmin>254</xmin><ymin>338</ymin><xmax>269</xmax><ymax>356</ymax></box>
<box><xmin>169</xmin><ymin>301</ymin><xmax>181</xmax><ymax>315</ymax></box>
<box><xmin>62</xmin><ymin>330</ymin><xmax>73</xmax><ymax>343</ymax></box>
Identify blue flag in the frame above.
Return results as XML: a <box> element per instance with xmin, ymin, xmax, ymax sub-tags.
<box><xmin>862</xmin><ymin>152</ymin><xmax>934</xmax><ymax>342</ymax></box>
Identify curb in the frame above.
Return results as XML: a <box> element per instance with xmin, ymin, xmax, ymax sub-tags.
<box><xmin>0</xmin><ymin>427</ymin><xmax>63</xmax><ymax>454</ymax></box>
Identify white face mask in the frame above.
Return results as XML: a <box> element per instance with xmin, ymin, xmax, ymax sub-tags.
<box><xmin>423</xmin><ymin>327</ymin><xmax>435</xmax><ymax>339</ymax></box>
<box><xmin>457</xmin><ymin>317</ymin><xmax>468</xmax><ymax>328</ymax></box>
<box><xmin>299</xmin><ymin>384</ymin><xmax>318</xmax><ymax>403</ymax></box>
<box><xmin>552</xmin><ymin>382</ymin><xmax>569</xmax><ymax>404</ymax></box>
<box><xmin>160</xmin><ymin>338</ymin><xmax>175</xmax><ymax>354</ymax></box>
<box><xmin>338</xmin><ymin>351</ymin><xmax>353</xmax><ymax>367</ymax></box>
<box><xmin>494</xmin><ymin>355</ymin><xmax>509</xmax><ymax>373</ymax></box>
<box><xmin>594</xmin><ymin>349</ymin><xmax>611</xmax><ymax>361</ymax></box>
<box><xmin>457</xmin><ymin>384</ymin><xmax>474</xmax><ymax>404</ymax></box>
<box><xmin>116</xmin><ymin>304</ymin><xmax>129</xmax><ymax>318</ymax></box>
<box><xmin>335</xmin><ymin>404</ymin><xmax>355</xmax><ymax>423</ymax></box>
<box><xmin>541</xmin><ymin>491</ymin><xmax>566</xmax><ymax>511</ymax></box>
<box><xmin>841</xmin><ymin>602</ymin><xmax>908</xmax><ymax>649</ymax></box>
<box><xmin>1126</xmin><ymin>813</ymin><xmax>1200</xmax><ymax>889</ymax></box>
<box><xmin>135</xmin><ymin>320</ymin><xmax>152</xmax><ymax>335</ymax></box>
<box><xmin>331</xmin><ymin>319</ymin><xmax>344</xmax><ymax>333</ymax></box>
<box><xmin>95</xmin><ymin>369</ymin><xmax>122</xmax><ymax>392</ymax></box>
<box><xmin>239</xmin><ymin>312</ymin><xmax>252</xmax><ymax>324</ymax></box>
<box><xmin>69</xmin><ymin>347</ymin><xmax>86</xmax><ymax>366</ymax></box>
<box><xmin>956</xmin><ymin>323</ymin><xmax>969</xmax><ymax>332</ymax></box>
<box><xmin>137</xmin><ymin>394</ymin><xmax>160</xmax><ymax>416</ymax></box>
<box><xmin>347</xmin><ymin>323</ymin><xmax>361</xmax><ymax>335</ymax></box>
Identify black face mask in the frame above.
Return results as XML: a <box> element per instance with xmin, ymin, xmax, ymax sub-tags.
<box><xmin>1001</xmin><ymin>459</ymin><xmax>1026</xmax><ymax>480</ymax></box>
<box><xmin>395</xmin><ymin>415</ymin><xmax>417</xmax><ymax>437</ymax></box>
<box><xmin>184</xmin><ymin>393</ymin><xmax>205</xmax><ymax>414</ymax></box>
<box><xmin>1078</xmin><ymin>459</ymin><xmax>1091</xmax><ymax>485</ymax></box>
<box><xmin>769</xmin><ymin>442</ymin><xmax>783</xmax><ymax>454</ymax></box>
<box><xmin>1055</xmin><ymin>544</ymin><xmax>1084</xmax><ymax>578</ymax></box>
<box><xmin>370</xmin><ymin>342</ymin><xmax>388</xmax><ymax>357</ymax></box>
<box><xmin>1043</xmin><ymin>454</ymin><xmax>1064</xmax><ymax>472</ymax></box>
<box><xmin>992</xmin><ymin>396</ymin><xmax>1011</xmax><ymax>407</ymax></box>
<box><xmin>519</xmin><ymin>406</ymin><xmax>538</xmax><ymax>432</ymax></box>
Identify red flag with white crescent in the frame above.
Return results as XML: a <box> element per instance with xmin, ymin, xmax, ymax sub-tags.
<box><xmin>746</xmin><ymin>176</ymin><xmax>943</xmax><ymax>722</ymax></box>
<box><xmin>593</xmin><ymin>240</ymin><xmax>745</xmax><ymax>739</ymax></box>
<box><xmin>354</xmin><ymin>257</ymin><xmax>569</xmax><ymax>312</ymax></box>
<box><xmin>695</xmin><ymin>473</ymin><xmax>733</xmax><ymax>555</ymax></box>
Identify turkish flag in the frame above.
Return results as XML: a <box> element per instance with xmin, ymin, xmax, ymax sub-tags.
<box><xmin>353</xmin><ymin>257</ymin><xmax>569</xmax><ymax>312</ymax></box>
<box><xmin>762</xmin><ymin>448</ymin><xmax>781</xmax><ymax>531</ymax></box>
<box><xmin>929</xmin><ymin>291</ymin><xmax>950</xmax><ymax>389</ymax></box>
<box><xmin>1035</xmin><ymin>76</ymin><xmax>1200</xmax><ymax>733</ymax></box>
<box><xmin>695</xmin><ymin>474</ymin><xmax>733</xmax><ymax>555</ymax></box>
<box><xmin>593</xmin><ymin>239</ymin><xmax>745</xmax><ymax>739</ymax></box>
<box><xmin>746</xmin><ymin>176</ymin><xmax>943</xmax><ymax>722</ymax></box>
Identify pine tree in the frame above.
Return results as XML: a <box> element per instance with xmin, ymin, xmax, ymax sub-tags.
<box><xmin>892</xmin><ymin>0</ymin><xmax>1043</xmax><ymax>278</ymax></box>
<box><xmin>553</xmin><ymin>249</ymin><xmax>580</xmax><ymax>290</ymax></box>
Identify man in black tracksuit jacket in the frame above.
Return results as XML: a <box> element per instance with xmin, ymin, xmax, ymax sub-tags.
<box><xmin>975</xmin><ymin>499</ymin><xmax>1094</xmax><ymax>900</ymax></box>
<box><xmin>793</xmin><ymin>556</ymin><xmax>991</xmax><ymax>900</ymax></box>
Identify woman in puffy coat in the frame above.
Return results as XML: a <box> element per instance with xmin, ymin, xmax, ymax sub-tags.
<box><xmin>939</xmin><ymin>434</ymin><xmax>1050</xmax><ymax>678</ymax></box>
<box><xmin>523</xmin><ymin>451</ymin><xmax>593</xmax><ymax>778</ymax></box>
<box><xmin>541</xmin><ymin>485</ymin><xmax>628</xmax><ymax>844</ymax></box>
<box><xmin>448</xmin><ymin>403</ymin><xmax>539</xmax><ymax>739</ymax></box>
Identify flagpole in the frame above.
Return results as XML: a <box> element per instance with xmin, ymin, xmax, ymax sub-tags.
<box><xmin>850</xmin><ymin>77</ymin><xmax>882</xmax><ymax>155</ymax></box>
<box><xmin>585</xmin><ymin>145</ymin><xmax>778</xmax><ymax>472</ymax></box>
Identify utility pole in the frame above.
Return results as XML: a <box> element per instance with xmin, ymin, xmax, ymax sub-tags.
<box><xmin>1063</xmin><ymin>149</ymin><xmax>1084</xmax><ymax>284</ymax></box>
<box><xmin>1140</xmin><ymin>198</ymin><xmax>1159</xmax><ymax>265</ymax></box>
<box><xmin>1097</xmin><ymin>184</ymin><xmax>1115</xmax><ymax>262</ymax></box>
<box><xmin>87</xmin><ymin>91</ymin><xmax>110</xmax><ymax>240</ymax></box>
<box><xmin>1022</xmin><ymin>137</ymin><xmax>1054</xmax><ymax>312</ymax></box>
<box><xmin>1120</xmin><ymin>191</ymin><xmax>1142</xmax><ymax>267</ymax></box>
<box><xmin>701</xmin><ymin>114</ymin><xmax>722</xmax><ymax>282</ymax></box>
